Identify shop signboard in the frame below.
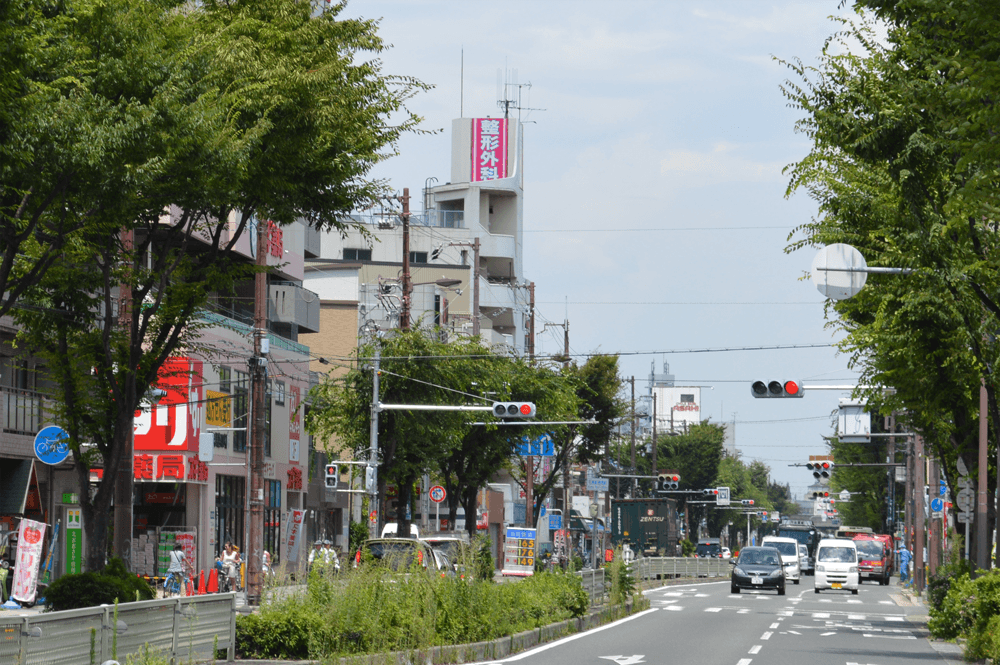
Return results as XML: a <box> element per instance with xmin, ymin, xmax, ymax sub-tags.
<box><xmin>471</xmin><ymin>118</ymin><xmax>508</xmax><ymax>182</ymax></box>
<box><xmin>133</xmin><ymin>357</ymin><xmax>204</xmax><ymax>452</ymax></box>
<box><xmin>11</xmin><ymin>518</ymin><xmax>46</xmax><ymax>604</ymax></box>
<box><xmin>65</xmin><ymin>509</ymin><xmax>82</xmax><ymax>575</ymax></box>
<box><xmin>285</xmin><ymin>509</ymin><xmax>305</xmax><ymax>563</ymax></box>
<box><xmin>501</xmin><ymin>527</ymin><xmax>536</xmax><ymax>577</ymax></box>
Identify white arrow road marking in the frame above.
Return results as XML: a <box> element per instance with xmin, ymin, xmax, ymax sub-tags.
<box><xmin>761</xmin><ymin>632</ymin><xmax>773</xmax><ymax>640</ymax></box>
<box><xmin>749</xmin><ymin>646</ymin><xmax>762</xmax><ymax>654</ymax></box>
<box><xmin>599</xmin><ymin>656</ymin><xmax>646</xmax><ymax>665</ymax></box>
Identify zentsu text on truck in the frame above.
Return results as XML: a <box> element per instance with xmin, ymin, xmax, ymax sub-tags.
<box><xmin>610</xmin><ymin>498</ymin><xmax>679</xmax><ymax>557</ymax></box>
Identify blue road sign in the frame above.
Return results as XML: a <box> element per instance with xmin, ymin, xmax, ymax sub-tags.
<box><xmin>34</xmin><ymin>426</ymin><xmax>70</xmax><ymax>465</ymax></box>
<box><xmin>549</xmin><ymin>515</ymin><xmax>562</xmax><ymax>530</ymax></box>
<box><xmin>516</xmin><ymin>433</ymin><xmax>555</xmax><ymax>457</ymax></box>
<box><xmin>940</xmin><ymin>479</ymin><xmax>947</xmax><ymax>496</ymax></box>
<box><xmin>931</xmin><ymin>498</ymin><xmax>944</xmax><ymax>512</ymax></box>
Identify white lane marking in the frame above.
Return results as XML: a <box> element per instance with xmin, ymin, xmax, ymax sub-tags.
<box><xmin>770</xmin><ymin>623</ymin><xmax>780</xmax><ymax>629</ymax></box>
<box><xmin>819</xmin><ymin>599</ymin><xmax>832</xmax><ymax>603</ymax></box>
<box><xmin>705</xmin><ymin>607</ymin><xmax>723</xmax><ymax>612</ymax></box>
<box><xmin>761</xmin><ymin>632</ymin><xmax>773</xmax><ymax>640</ymax></box>
<box><xmin>864</xmin><ymin>633</ymin><xmax>916</xmax><ymax>639</ymax></box>
<box><xmin>847</xmin><ymin>599</ymin><xmax>862</xmax><ymax>604</ymax></box>
<box><xmin>787</xmin><ymin>630</ymin><xmax>801</xmax><ymax>635</ymax></box>
<box><xmin>738</xmin><ymin>609</ymin><xmax>750</xmax><ymax>614</ymax></box>
<box><xmin>821</xmin><ymin>632</ymin><xmax>836</xmax><ymax>636</ymax></box>
<box><xmin>469</xmin><ymin>608</ymin><xmax>659</xmax><ymax>663</ymax></box>
<box><xmin>663</xmin><ymin>591</ymin><xmax>684</xmax><ymax>597</ymax></box>
<box><xmin>813</xmin><ymin>613</ymin><xmax>830</xmax><ymax>618</ymax></box>
<box><xmin>659</xmin><ymin>599</ymin><xmax>678</xmax><ymax>604</ymax></box>
<box><xmin>664</xmin><ymin>605</ymin><xmax>683</xmax><ymax>611</ymax></box>
<box><xmin>599</xmin><ymin>657</ymin><xmax>645</xmax><ymax>665</ymax></box>
<box><xmin>886</xmin><ymin>616</ymin><xmax>904</xmax><ymax>622</ymax></box>
<box><xmin>778</xmin><ymin>611</ymin><xmax>794</xmax><ymax>616</ymax></box>
<box><xmin>879</xmin><ymin>600</ymin><xmax>894</xmax><ymax>605</ymax></box>
<box><xmin>695</xmin><ymin>593</ymin><xmax>710</xmax><ymax>597</ymax></box>
<box><xmin>848</xmin><ymin>614</ymin><xmax>866</xmax><ymax>620</ymax></box>
<box><xmin>737</xmin><ymin>660</ymin><xmax>753</xmax><ymax>665</ymax></box>
<box><xmin>749</xmin><ymin>645</ymin><xmax>762</xmax><ymax>654</ymax></box>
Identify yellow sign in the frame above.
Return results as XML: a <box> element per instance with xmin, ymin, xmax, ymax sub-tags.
<box><xmin>206</xmin><ymin>391</ymin><xmax>231</xmax><ymax>426</ymax></box>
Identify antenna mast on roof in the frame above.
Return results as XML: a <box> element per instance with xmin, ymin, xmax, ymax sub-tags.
<box><xmin>496</xmin><ymin>68</ymin><xmax>545</xmax><ymax>122</ymax></box>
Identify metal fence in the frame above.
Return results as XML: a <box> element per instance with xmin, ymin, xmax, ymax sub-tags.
<box><xmin>575</xmin><ymin>568</ymin><xmax>607</xmax><ymax>604</ymax></box>
<box><xmin>631</xmin><ymin>557</ymin><xmax>732</xmax><ymax>581</ymax></box>
<box><xmin>0</xmin><ymin>593</ymin><xmax>237</xmax><ymax>665</ymax></box>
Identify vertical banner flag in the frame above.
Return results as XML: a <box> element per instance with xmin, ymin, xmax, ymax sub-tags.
<box><xmin>471</xmin><ymin>118</ymin><xmax>508</xmax><ymax>182</ymax></box>
<box><xmin>65</xmin><ymin>509</ymin><xmax>83</xmax><ymax>575</ymax></box>
<box><xmin>286</xmin><ymin>509</ymin><xmax>305</xmax><ymax>563</ymax></box>
<box><xmin>12</xmin><ymin>518</ymin><xmax>46</xmax><ymax>604</ymax></box>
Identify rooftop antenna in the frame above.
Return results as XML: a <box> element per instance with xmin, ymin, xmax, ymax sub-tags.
<box><xmin>496</xmin><ymin>67</ymin><xmax>545</xmax><ymax>122</ymax></box>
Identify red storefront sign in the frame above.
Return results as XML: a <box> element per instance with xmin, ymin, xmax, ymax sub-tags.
<box><xmin>134</xmin><ymin>357</ymin><xmax>204</xmax><ymax>452</ymax></box>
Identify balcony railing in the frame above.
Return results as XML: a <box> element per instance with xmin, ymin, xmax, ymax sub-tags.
<box><xmin>349</xmin><ymin>210</ymin><xmax>465</xmax><ymax>229</ymax></box>
<box><xmin>4</xmin><ymin>388</ymin><xmax>44</xmax><ymax>435</ymax></box>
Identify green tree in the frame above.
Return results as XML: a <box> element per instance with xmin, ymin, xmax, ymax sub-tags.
<box><xmin>12</xmin><ymin>0</ymin><xmax>427</xmax><ymax>571</ymax></box>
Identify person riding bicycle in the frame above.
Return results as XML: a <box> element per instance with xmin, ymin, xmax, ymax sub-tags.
<box><xmin>220</xmin><ymin>541</ymin><xmax>241</xmax><ymax>591</ymax></box>
<box><xmin>164</xmin><ymin>544</ymin><xmax>187</xmax><ymax>596</ymax></box>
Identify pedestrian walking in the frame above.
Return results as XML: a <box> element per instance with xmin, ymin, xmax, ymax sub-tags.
<box><xmin>897</xmin><ymin>544</ymin><xmax>912</xmax><ymax>585</ymax></box>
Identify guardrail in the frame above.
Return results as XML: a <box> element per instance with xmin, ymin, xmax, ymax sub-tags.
<box><xmin>0</xmin><ymin>593</ymin><xmax>237</xmax><ymax>664</ymax></box>
<box><xmin>575</xmin><ymin>568</ymin><xmax>607</xmax><ymax>604</ymax></box>
<box><xmin>631</xmin><ymin>557</ymin><xmax>732</xmax><ymax>581</ymax></box>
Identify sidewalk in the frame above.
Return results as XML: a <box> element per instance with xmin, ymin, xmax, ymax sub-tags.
<box><xmin>894</xmin><ymin>584</ymin><xmax>965</xmax><ymax>665</ymax></box>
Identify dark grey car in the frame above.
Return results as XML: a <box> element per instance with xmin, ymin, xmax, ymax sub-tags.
<box><xmin>730</xmin><ymin>546</ymin><xmax>786</xmax><ymax>595</ymax></box>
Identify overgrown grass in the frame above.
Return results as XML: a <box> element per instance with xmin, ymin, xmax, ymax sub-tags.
<box><xmin>237</xmin><ymin>560</ymin><xmax>590</xmax><ymax>660</ymax></box>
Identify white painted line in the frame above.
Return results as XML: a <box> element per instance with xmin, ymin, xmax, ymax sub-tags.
<box><xmin>664</xmin><ymin>605</ymin><xmax>683</xmax><ymax>611</ymax></box>
<box><xmin>886</xmin><ymin>616</ymin><xmax>904</xmax><ymax>622</ymax></box>
<box><xmin>847</xmin><ymin>599</ymin><xmax>862</xmax><ymax>604</ymax></box>
<box><xmin>848</xmin><ymin>614</ymin><xmax>866</xmax><ymax>620</ymax></box>
<box><xmin>821</xmin><ymin>632</ymin><xmax>836</xmax><ymax>636</ymax></box>
<box><xmin>819</xmin><ymin>598</ymin><xmax>832</xmax><ymax>603</ymax></box>
<box><xmin>770</xmin><ymin>623</ymin><xmax>780</xmax><ymax>629</ymax></box>
<box><xmin>466</xmin><ymin>607</ymin><xmax>660</xmax><ymax>663</ymax></box>
<box><xmin>659</xmin><ymin>599</ymin><xmax>678</xmax><ymax>604</ymax></box>
<box><xmin>695</xmin><ymin>593</ymin><xmax>709</xmax><ymax>597</ymax></box>
<box><xmin>761</xmin><ymin>632</ymin><xmax>773</xmax><ymax>640</ymax></box>
<box><xmin>749</xmin><ymin>645</ymin><xmax>762</xmax><ymax>654</ymax></box>
<box><xmin>787</xmin><ymin>630</ymin><xmax>801</xmax><ymax>635</ymax></box>
<box><xmin>879</xmin><ymin>600</ymin><xmax>894</xmax><ymax>605</ymax></box>
<box><xmin>663</xmin><ymin>591</ymin><xmax>684</xmax><ymax>597</ymax></box>
<box><xmin>813</xmin><ymin>613</ymin><xmax>830</xmax><ymax>618</ymax></box>
<box><xmin>705</xmin><ymin>608</ymin><xmax>723</xmax><ymax>612</ymax></box>
<box><xmin>778</xmin><ymin>611</ymin><xmax>793</xmax><ymax>616</ymax></box>
<box><xmin>864</xmin><ymin>633</ymin><xmax>916</xmax><ymax>639</ymax></box>
<box><xmin>736</xmin><ymin>659</ymin><xmax>753</xmax><ymax>665</ymax></box>
<box><xmin>738</xmin><ymin>609</ymin><xmax>750</xmax><ymax>614</ymax></box>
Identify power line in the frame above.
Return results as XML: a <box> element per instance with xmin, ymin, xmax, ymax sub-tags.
<box><xmin>526</xmin><ymin>226</ymin><xmax>792</xmax><ymax>233</ymax></box>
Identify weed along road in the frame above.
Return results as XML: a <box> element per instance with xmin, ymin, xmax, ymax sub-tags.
<box><xmin>471</xmin><ymin>579</ymin><xmax>955</xmax><ymax>665</ymax></box>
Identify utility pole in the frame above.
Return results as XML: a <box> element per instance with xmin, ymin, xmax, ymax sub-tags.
<box><xmin>630</xmin><ymin>377</ymin><xmax>636</xmax><ymax>496</ymax></box>
<box><xmin>978</xmin><ymin>379</ymin><xmax>989</xmax><ymax>571</ymax></box>
<box><xmin>528</xmin><ymin>282</ymin><xmax>535</xmax><ymax>359</ymax></box>
<box><xmin>887</xmin><ymin>413</ymin><xmax>895</xmax><ymax>535</ymax></box>
<box><xmin>928</xmin><ymin>456</ymin><xmax>940</xmax><ymax>577</ymax></box>
<box><xmin>247</xmin><ymin>216</ymin><xmax>268</xmax><ymax>606</ymax></box>
<box><xmin>368</xmin><ymin>348</ymin><xmax>381</xmax><ymax>539</ymax></box>
<box><xmin>914</xmin><ymin>433</ymin><xmax>925</xmax><ymax>593</ymax></box>
<box><xmin>472</xmin><ymin>237</ymin><xmax>480</xmax><ymax>336</ymax></box>
<box><xmin>399</xmin><ymin>189</ymin><xmax>412</xmax><ymax>331</ymax></box>
<box><xmin>652</xmin><ymin>399</ymin><xmax>658</xmax><ymax>493</ymax></box>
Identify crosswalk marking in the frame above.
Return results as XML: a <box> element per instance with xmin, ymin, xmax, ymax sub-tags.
<box><xmin>848</xmin><ymin>614</ymin><xmax>866</xmax><ymax>620</ymax></box>
<box><xmin>886</xmin><ymin>616</ymin><xmax>904</xmax><ymax>622</ymax></box>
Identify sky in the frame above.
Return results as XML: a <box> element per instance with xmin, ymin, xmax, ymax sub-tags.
<box><xmin>340</xmin><ymin>0</ymin><xmax>866</xmax><ymax>499</ymax></box>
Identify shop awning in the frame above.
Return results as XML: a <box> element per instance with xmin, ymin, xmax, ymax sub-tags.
<box><xmin>0</xmin><ymin>458</ymin><xmax>34</xmax><ymax>515</ymax></box>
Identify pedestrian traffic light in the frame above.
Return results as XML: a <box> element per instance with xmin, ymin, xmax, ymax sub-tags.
<box><xmin>741</xmin><ymin>499</ymin><xmax>754</xmax><ymax>506</ymax></box>
<box><xmin>492</xmin><ymin>402</ymin><xmax>537</xmax><ymax>418</ymax></box>
<box><xmin>324</xmin><ymin>464</ymin><xmax>338</xmax><ymax>489</ymax></box>
<box><xmin>750</xmin><ymin>380</ymin><xmax>804</xmax><ymax>398</ymax></box>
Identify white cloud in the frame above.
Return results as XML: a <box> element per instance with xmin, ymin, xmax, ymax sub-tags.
<box><xmin>660</xmin><ymin>142</ymin><xmax>786</xmax><ymax>184</ymax></box>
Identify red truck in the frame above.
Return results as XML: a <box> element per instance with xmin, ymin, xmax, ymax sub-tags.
<box><xmin>853</xmin><ymin>534</ymin><xmax>895</xmax><ymax>585</ymax></box>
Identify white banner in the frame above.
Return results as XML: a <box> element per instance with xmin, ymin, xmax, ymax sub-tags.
<box><xmin>12</xmin><ymin>518</ymin><xmax>46</xmax><ymax>604</ymax></box>
<box><xmin>285</xmin><ymin>509</ymin><xmax>305</xmax><ymax>563</ymax></box>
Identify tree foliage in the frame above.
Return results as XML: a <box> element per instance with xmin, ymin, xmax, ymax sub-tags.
<box><xmin>781</xmin><ymin>1</ymin><xmax>1000</xmax><ymax>555</ymax></box>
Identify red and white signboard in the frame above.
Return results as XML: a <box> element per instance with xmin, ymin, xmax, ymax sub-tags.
<box><xmin>429</xmin><ymin>486</ymin><xmax>446</xmax><ymax>504</ymax></box>
<box><xmin>12</xmin><ymin>518</ymin><xmax>46</xmax><ymax>604</ymax></box>
<box><xmin>471</xmin><ymin>118</ymin><xmax>507</xmax><ymax>182</ymax></box>
<box><xmin>134</xmin><ymin>357</ymin><xmax>204</xmax><ymax>452</ymax></box>
<box><xmin>285</xmin><ymin>509</ymin><xmax>305</xmax><ymax>563</ymax></box>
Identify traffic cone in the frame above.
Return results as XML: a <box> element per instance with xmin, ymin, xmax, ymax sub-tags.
<box><xmin>197</xmin><ymin>570</ymin><xmax>206</xmax><ymax>595</ymax></box>
<box><xmin>207</xmin><ymin>567</ymin><xmax>218</xmax><ymax>593</ymax></box>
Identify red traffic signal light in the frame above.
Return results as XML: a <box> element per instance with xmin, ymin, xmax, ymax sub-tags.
<box><xmin>493</xmin><ymin>402</ymin><xmax>537</xmax><ymax>418</ymax></box>
<box><xmin>751</xmin><ymin>380</ymin><xmax>805</xmax><ymax>398</ymax></box>
<box><xmin>324</xmin><ymin>464</ymin><xmax>338</xmax><ymax>489</ymax></box>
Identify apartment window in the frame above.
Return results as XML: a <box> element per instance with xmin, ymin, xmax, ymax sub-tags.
<box><xmin>344</xmin><ymin>248</ymin><xmax>372</xmax><ymax>261</ymax></box>
<box><xmin>409</xmin><ymin>251</ymin><xmax>428</xmax><ymax>264</ymax></box>
<box><xmin>215</xmin><ymin>475</ymin><xmax>245</xmax><ymax>556</ymax></box>
<box><xmin>680</xmin><ymin>394</ymin><xmax>695</xmax><ymax>403</ymax></box>
<box><xmin>274</xmin><ymin>380</ymin><xmax>285</xmax><ymax>405</ymax></box>
<box><xmin>218</xmin><ymin>366</ymin><xmax>231</xmax><ymax>392</ymax></box>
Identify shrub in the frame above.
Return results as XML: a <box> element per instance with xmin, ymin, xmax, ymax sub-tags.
<box><xmin>45</xmin><ymin>558</ymin><xmax>153</xmax><ymax>611</ymax></box>
<box><xmin>927</xmin><ymin>532</ymin><xmax>971</xmax><ymax>613</ymax></box>
<box><xmin>680</xmin><ymin>539</ymin><xmax>695</xmax><ymax>557</ymax></box>
<box><xmin>929</xmin><ymin>568</ymin><xmax>1000</xmax><ymax>661</ymax></box>
<box><xmin>608</xmin><ymin>548</ymin><xmax>636</xmax><ymax>605</ymax></box>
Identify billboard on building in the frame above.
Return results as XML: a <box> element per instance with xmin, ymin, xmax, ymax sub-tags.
<box><xmin>471</xmin><ymin>118</ymin><xmax>508</xmax><ymax>182</ymax></box>
<box><xmin>134</xmin><ymin>357</ymin><xmax>204</xmax><ymax>452</ymax></box>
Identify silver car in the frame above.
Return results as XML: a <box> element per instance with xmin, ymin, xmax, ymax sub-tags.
<box><xmin>798</xmin><ymin>544</ymin><xmax>814</xmax><ymax>576</ymax></box>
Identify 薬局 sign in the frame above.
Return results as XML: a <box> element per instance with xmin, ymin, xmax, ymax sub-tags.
<box><xmin>471</xmin><ymin>118</ymin><xmax>507</xmax><ymax>182</ymax></box>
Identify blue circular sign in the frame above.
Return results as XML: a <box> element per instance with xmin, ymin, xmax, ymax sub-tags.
<box><xmin>930</xmin><ymin>498</ymin><xmax>944</xmax><ymax>513</ymax></box>
<box><xmin>34</xmin><ymin>426</ymin><xmax>70</xmax><ymax>465</ymax></box>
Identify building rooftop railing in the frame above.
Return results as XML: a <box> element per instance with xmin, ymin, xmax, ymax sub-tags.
<box><xmin>349</xmin><ymin>210</ymin><xmax>465</xmax><ymax>229</ymax></box>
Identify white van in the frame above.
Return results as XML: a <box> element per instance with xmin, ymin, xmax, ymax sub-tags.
<box><xmin>761</xmin><ymin>536</ymin><xmax>801</xmax><ymax>584</ymax></box>
<box><xmin>814</xmin><ymin>538</ymin><xmax>859</xmax><ymax>594</ymax></box>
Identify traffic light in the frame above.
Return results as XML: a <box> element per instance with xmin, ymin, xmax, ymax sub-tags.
<box><xmin>702</xmin><ymin>488</ymin><xmax>718</xmax><ymax>497</ymax></box>
<box><xmin>810</xmin><ymin>491</ymin><xmax>830</xmax><ymax>500</ymax></box>
<box><xmin>740</xmin><ymin>499</ymin><xmax>754</xmax><ymax>506</ymax></box>
<box><xmin>492</xmin><ymin>402</ymin><xmax>537</xmax><ymax>418</ymax></box>
<box><xmin>324</xmin><ymin>463</ymin><xmax>338</xmax><ymax>489</ymax></box>
<box><xmin>659</xmin><ymin>472</ymin><xmax>679</xmax><ymax>490</ymax></box>
<box><xmin>807</xmin><ymin>460</ymin><xmax>833</xmax><ymax>479</ymax></box>
<box><xmin>750</xmin><ymin>380</ymin><xmax>804</xmax><ymax>398</ymax></box>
